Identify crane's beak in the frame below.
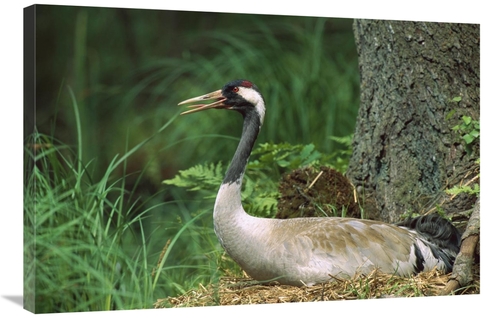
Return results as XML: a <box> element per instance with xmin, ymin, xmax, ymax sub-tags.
<box><xmin>178</xmin><ymin>89</ymin><xmax>228</xmax><ymax>115</ymax></box>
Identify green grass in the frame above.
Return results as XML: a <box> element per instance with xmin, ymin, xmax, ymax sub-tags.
<box><xmin>24</xmin><ymin>90</ymin><xmax>227</xmax><ymax>313</ymax></box>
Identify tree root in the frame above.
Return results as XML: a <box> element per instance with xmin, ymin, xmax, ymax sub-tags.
<box><xmin>440</xmin><ymin>195</ymin><xmax>480</xmax><ymax>295</ymax></box>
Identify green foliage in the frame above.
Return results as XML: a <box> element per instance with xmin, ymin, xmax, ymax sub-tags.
<box><xmin>445</xmin><ymin>158</ymin><xmax>480</xmax><ymax>200</ymax></box>
<box><xmin>249</xmin><ymin>142</ymin><xmax>324</xmax><ymax>170</ymax></box>
<box><xmin>445</xmin><ymin>183</ymin><xmax>480</xmax><ymax>197</ymax></box>
<box><xmin>445</xmin><ymin>104</ymin><xmax>480</xmax><ymax>200</ymax></box>
<box><xmin>162</xmin><ymin>162</ymin><xmax>225</xmax><ymax>195</ymax></box>
<box><xmin>328</xmin><ymin>134</ymin><xmax>354</xmax><ymax>172</ymax></box>
<box><xmin>249</xmin><ymin>138</ymin><xmax>352</xmax><ymax>173</ymax></box>
<box><xmin>452</xmin><ymin>115</ymin><xmax>480</xmax><ymax>145</ymax></box>
<box><xmin>446</xmin><ymin>92</ymin><xmax>480</xmax><ymax>158</ymax></box>
<box><xmin>449</xmin><ymin>108</ymin><xmax>480</xmax><ymax>155</ymax></box>
<box><xmin>241</xmin><ymin>177</ymin><xmax>280</xmax><ymax>217</ymax></box>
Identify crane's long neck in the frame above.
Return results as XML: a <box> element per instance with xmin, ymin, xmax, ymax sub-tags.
<box><xmin>214</xmin><ymin>109</ymin><xmax>262</xmax><ymax>218</ymax></box>
<box><xmin>224</xmin><ymin>110</ymin><xmax>261</xmax><ymax>184</ymax></box>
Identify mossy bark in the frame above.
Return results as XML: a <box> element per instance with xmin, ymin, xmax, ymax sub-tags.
<box><xmin>347</xmin><ymin>20</ymin><xmax>479</xmax><ymax>223</ymax></box>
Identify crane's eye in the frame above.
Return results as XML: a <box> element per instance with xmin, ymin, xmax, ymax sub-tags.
<box><xmin>232</xmin><ymin>87</ymin><xmax>239</xmax><ymax>93</ymax></box>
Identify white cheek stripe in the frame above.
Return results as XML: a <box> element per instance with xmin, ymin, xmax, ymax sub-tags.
<box><xmin>238</xmin><ymin>86</ymin><xmax>266</xmax><ymax>124</ymax></box>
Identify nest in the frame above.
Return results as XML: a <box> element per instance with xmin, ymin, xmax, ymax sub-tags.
<box><xmin>154</xmin><ymin>266</ymin><xmax>479</xmax><ymax>308</ymax></box>
<box><xmin>276</xmin><ymin>166</ymin><xmax>361</xmax><ymax>219</ymax></box>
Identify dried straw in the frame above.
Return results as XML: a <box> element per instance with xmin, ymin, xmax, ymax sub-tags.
<box><xmin>154</xmin><ymin>266</ymin><xmax>479</xmax><ymax>309</ymax></box>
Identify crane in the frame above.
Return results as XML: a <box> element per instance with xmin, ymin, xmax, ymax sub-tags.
<box><xmin>178</xmin><ymin>79</ymin><xmax>461</xmax><ymax>286</ymax></box>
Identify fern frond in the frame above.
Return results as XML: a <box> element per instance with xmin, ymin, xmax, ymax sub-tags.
<box><xmin>162</xmin><ymin>162</ymin><xmax>224</xmax><ymax>191</ymax></box>
<box><xmin>241</xmin><ymin>176</ymin><xmax>278</xmax><ymax>217</ymax></box>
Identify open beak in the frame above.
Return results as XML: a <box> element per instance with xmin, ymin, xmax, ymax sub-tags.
<box><xmin>178</xmin><ymin>89</ymin><xmax>228</xmax><ymax>115</ymax></box>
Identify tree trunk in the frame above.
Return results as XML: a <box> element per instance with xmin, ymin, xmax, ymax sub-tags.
<box><xmin>347</xmin><ymin>20</ymin><xmax>479</xmax><ymax>223</ymax></box>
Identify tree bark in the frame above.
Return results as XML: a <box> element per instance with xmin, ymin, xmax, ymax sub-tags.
<box><xmin>347</xmin><ymin>20</ymin><xmax>479</xmax><ymax>223</ymax></box>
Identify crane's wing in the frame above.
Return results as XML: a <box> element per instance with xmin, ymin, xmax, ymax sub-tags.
<box><xmin>270</xmin><ymin>218</ymin><xmax>427</xmax><ymax>282</ymax></box>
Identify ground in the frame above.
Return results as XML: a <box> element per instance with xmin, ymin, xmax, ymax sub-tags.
<box><xmin>155</xmin><ymin>266</ymin><xmax>479</xmax><ymax>308</ymax></box>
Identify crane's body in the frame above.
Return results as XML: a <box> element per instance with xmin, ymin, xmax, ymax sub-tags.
<box><xmin>178</xmin><ymin>79</ymin><xmax>461</xmax><ymax>286</ymax></box>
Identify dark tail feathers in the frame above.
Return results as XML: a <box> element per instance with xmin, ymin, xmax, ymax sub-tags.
<box><xmin>397</xmin><ymin>214</ymin><xmax>462</xmax><ymax>272</ymax></box>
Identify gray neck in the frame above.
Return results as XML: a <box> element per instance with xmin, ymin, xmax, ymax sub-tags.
<box><xmin>213</xmin><ymin>109</ymin><xmax>262</xmax><ymax>223</ymax></box>
<box><xmin>222</xmin><ymin>109</ymin><xmax>262</xmax><ymax>185</ymax></box>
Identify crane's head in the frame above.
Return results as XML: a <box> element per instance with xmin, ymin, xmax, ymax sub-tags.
<box><xmin>178</xmin><ymin>79</ymin><xmax>265</xmax><ymax>120</ymax></box>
